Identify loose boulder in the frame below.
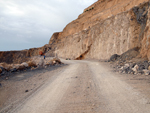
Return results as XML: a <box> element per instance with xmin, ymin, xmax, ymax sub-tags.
<box><xmin>52</xmin><ymin>58</ymin><xmax>62</xmax><ymax>64</ymax></box>
<box><xmin>21</xmin><ymin>62</ymin><xmax>28</xmax><ymax>68</ymax></box>
<box><xmin>132</xmin><ymin>65</ymin><xmax>139</xmax><ymax>73</ymax></box>
<box><xmin>109</xmin><ymin>54</ymin><xmax>120</xmax><ymax>62</ymax></box>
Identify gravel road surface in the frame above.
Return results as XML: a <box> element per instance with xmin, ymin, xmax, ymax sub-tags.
<box><xmin>5</xmin><ymin>60</ymin><xmax>150</xmax><ymax>113</ymax></box>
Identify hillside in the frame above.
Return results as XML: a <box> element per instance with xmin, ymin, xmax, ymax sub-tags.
<box><xmin>0</xmin><ymin>0</ymin><xmax>150</xmax><ymax>63</ymax></box>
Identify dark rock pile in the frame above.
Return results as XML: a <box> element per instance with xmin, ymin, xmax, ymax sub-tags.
<box><xmin>114</xmin><ymin>60</ymin><xmax>150</xmax><ymax>75</ymax></box>
<box><xmin>109</xmin><ymin>47</ymin><xmax>150</xmax><ymax>75</ymax></box>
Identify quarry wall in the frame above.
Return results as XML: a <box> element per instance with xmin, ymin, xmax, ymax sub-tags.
<box><xmin>49</xmin><ymin>1</ymin><xmax>150</xmax><ymax>60</ymax></box>
<box><xmin>1</xmin><ymin>0</ymin><xmax>150</xmax><ymax>63</ymax></box>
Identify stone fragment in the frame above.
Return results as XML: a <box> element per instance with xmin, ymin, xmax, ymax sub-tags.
<box><xmin>21</xmin><ymin>62</ymin><xmax>28</xmax><ymax>68</ymax></box>
<box><xmin>124</xmin><ymin>63</ymin><xmax>130</xmax><ymax>68</ymax></box>
<box><xmin>31</xmin><ymin>67</ymin><xmax>36</xmax><ymax>70</ymax></box>
<box><xmin>130</xmin><ymin>63</ymin><xmax>136</xmax><ymax>68</ymax></box>
<box><xmin>5</xmin><ymin>77</ymin><xmax>8</xmax><ymax>80</ymax></box>
<box><xmin>138</xmin><ymin>64</ymin><xmax>146</xmax><ymax>70</ymax></box>
<box><xmin>51</xmin><ymin>58</ymin><xmax>62</xmax><ymax>65</ymax></box>
<box><xmin>143</xmin><ymin>61</ymin><xmax>149</xmax><ymax>69</ymax></box>
<box><xmin>52</xmin><ymin>60</ymin><xmax>56</xmax><ymax>64</ymax></box>
<box><xmin>132</xmin><ymin>65</ymin><xmax>139</xmax><ymax>72</ymax></box>
<box><xmin>143</xmin><ymin>69</ymin><xmax>150</xmax><ymax>75</ymax></box>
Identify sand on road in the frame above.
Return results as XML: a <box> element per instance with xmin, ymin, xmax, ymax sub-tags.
<box><xmin>5</xmin><ymin>60</ymin><xmax>150</xmax><ymax>113</ymax></box>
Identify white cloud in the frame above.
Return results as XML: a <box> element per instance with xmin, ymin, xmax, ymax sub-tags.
<box><xmin>0</xmin><ymin>0</ymin><xmax>97</xmax><ymax>51</ymax></box>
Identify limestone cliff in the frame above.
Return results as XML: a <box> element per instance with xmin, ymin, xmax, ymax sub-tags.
<box><xmin>48</xmin><ymin>0</ymin><xmax>150</xmax><ymax>60</ymax></box>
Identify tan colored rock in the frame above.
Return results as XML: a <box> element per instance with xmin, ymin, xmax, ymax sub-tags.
<box><xmin>140</xmin><ymin>3</ymin><xmax>150</xmax><ymax>60</ymax></box>
<box><xmin>21</xmin><ymin>62</ymin><xmax>28</xmax><ymax>68</ymax></box>
<box><xmin>148</xmin><ymin>66</ymin><xmax>150</xmax><ymax>71</ymax></box>
<box><xmin>37</xmin><ymin>59</ymin><xmax>44</xmax><ymax>66</ymax></box>
<box><xmin>48</xmin><ymin>1</ymin><xmax>150</xmax><ymax>60</ymax></box>
<box><xmin>27</xmin><ymin>61</ymin><xmax>37</xmax><ymax>67</ymax></box>
<box><xmin>31</xmin><ymin>67</ymin><xmax>36</xmax><ymax>70</ymax></box>
<box><xmin>132</xmin><ymin>65</ymin><xmax>139</xmax><ymax>72</ymax></box>
<box><xmin>143</xmin><ymin>69</ymin><xmax>150</xmax><ymax>75</ymax></box>
<box><xmin>52</xmin><ymin>60</ymin><xmax>56</xmax><ymax>64</ymax></box>
<box><xmin>46</xmin><ymin>60</ymin><xmax>53</xmax><ymax>65</ymax></box>
<box><xmin>13</xmin><ymin>64</ymin><xmax>20</xmax><ymax>70</ymax></box>
<box><xmin>52</xmin><ymin>58</ymin><xmax>62</xmax><ymax>64</ymax></box>
<box><xmin>18</xmin><ymin>65</ymin><xmax>26</xmax><ymax>71</ymax></box>
<box><xmin>0</xmin><ymin>62</ymin><xmax>12</xmax><ymax>71</ymax></box>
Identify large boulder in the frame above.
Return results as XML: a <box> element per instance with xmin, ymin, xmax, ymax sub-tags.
<box><xmin>46</xmin><ymin>58</ymin><xmax>62</xmax><ymax>66</ymax></box>
<box><xmin>109</xmin><ymin>54</ymin><xmax>120</xmax><ymax>62</ymax></box>
<box><xmin>119</xmin><ymin>47</ymin><xmax>140</xmax><ymax>62</ymax></box>
<box><xmin>52</xmin><ymin>58</ymin><xmax>62</xmax><ymax>64</ymax></box>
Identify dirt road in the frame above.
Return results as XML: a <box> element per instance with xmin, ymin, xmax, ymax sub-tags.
<box><xmin>8</xmin><ymin>60</ymin><xmax>150</xmax><ymax>113</ymax></box>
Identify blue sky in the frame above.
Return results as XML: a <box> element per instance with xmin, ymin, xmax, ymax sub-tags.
<box><xmin>0</xmin><ymin>0</ymin><xmax>97</xmax><ymax>51</ymax></box>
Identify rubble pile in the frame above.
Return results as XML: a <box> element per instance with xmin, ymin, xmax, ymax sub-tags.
<box><xmin>113</xmin><ymin>60</ymin><xmax>150</xmax><ymax>75</ymax></box>
<box><xmin>0</xmin><ymin>57</ymin><xmax>63</xmax><ymax>76</ymax></box>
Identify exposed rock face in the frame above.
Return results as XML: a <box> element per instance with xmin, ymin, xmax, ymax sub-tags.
<box><xmin>1</xmin><ymin>0</ymin><xmax>150</xmax><ymax>63</ymax></box>
<box><xmin>0</xmin><ymin>44</ymin><xmax>52</xmax><ymax>64</ymax></box>
<box><xmin>140</xmin><ymin>2</ymin><xmax>150</xmax><ymax>60</ymax></box>
<box><xmin>0</xmin><ymin>50</ymin><xmax>29</xmax><ymax>64</ymax></box>
<box><xmin>48</xmin><ymin>0</ymin><xmax>150</xmax><ymax>60</ymax></box>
